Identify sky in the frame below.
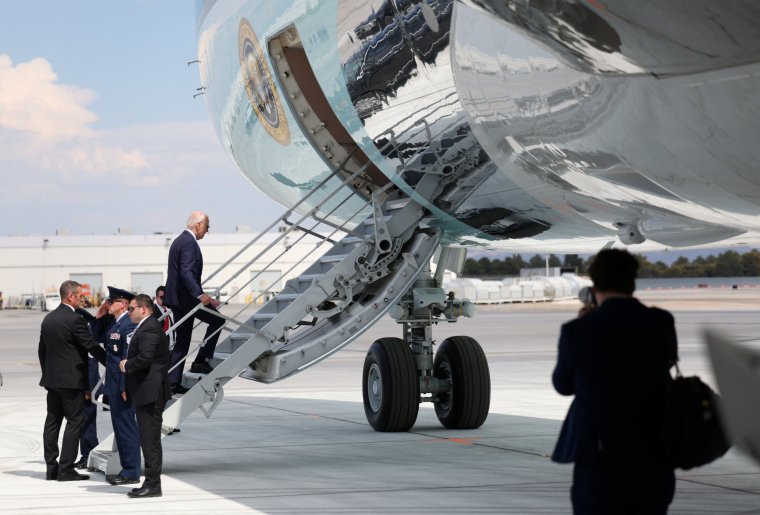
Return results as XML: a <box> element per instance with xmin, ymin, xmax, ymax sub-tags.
<box><xmin>0</xmin><ymin>0</ymin><xmax>282</xmax><ymax>236</ymax></box>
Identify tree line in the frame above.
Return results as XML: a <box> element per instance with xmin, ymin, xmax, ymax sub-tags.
<box><xmin>461</xmin><ymin>250</ymin><xmax>760</xmax><ymax>278</ymax></box>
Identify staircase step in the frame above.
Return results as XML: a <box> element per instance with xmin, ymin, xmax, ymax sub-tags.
<box><xmin>88</xmin><ymin>449</ymin><xmax>115</xmax><ymax>473</ymax></box>
<box><xmin>180</xmin><ymin>372</ymin><xmax>205</xmax><ymax>389</ymax></box>
<box><xmin>230</xmin><ymin>332</ymin><xmax>255</xmax><ymax>340</ymax></box>
<box><xmin>209</xmin><ymin>352</ymin><xmax>231</xmax><ymax>368</ymax></box>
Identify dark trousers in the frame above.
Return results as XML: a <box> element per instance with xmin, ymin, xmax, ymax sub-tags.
<box><xmin>79</xmin><ymin>399</ymin><xmax>98</xmax><ymax>461</ymax></box>
<box><xmin>109</xmin><ymin>393</ymin><xmax>141</xmax><ymax>478</ymax></box>
<box><xmin>43</xmin><ymin>388</ymin><xmax>84</xmax><ymax>475</ymax></box>
<box><xmin>571</xmin><ymin>462</ymin><xmax>675</xmax><ymax>515</ymax></box>
<box><xmin>135</xmin><ymin>400</ymin><xmax>164</xmax><ymax>488</ymax></box>
<box><xmin>168</xmin><ymin>305</ymin><xmax>224</xmax><ymax>384</ymax></box>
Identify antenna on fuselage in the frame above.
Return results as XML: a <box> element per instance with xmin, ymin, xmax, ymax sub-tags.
<box><xmin>193</xmin><ymin>86</ymin><xmax>207</xmax><ymax>99</ymax></box>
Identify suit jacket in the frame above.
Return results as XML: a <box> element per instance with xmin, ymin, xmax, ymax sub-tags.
<box><xmin>551</xmin><ymin>297</ymin><xmax>677</xmax><ymax>467</ymax></box>
<box><xmin>164</xmin><ymin>230</ymin><xmax>203</xmax><ymax>311</ymax></box>
<box><xmin>124</xmin><ymin>315</ymin><xmax>171</xmax><ymax>407</ymax></box>
<box><xmin>39</xmin><ymin>304</ymin><xmax>107</xmax><ymax>390</ymax></box>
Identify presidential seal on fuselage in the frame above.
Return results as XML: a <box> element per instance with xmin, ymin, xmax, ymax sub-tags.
<box><xmin>239</xmin><ymin>18</ymin><xmax>290</xmax><ymax>145</ymax></box>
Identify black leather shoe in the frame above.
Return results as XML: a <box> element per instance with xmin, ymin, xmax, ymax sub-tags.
<box><xmin>45</xmin><ymin>472</ymin><xmax>57</xmax><ymax>481</ymax></box>
<box><xmin>171</xmin><ymin>383</ymin><xmax>189</xmax><ymax>395</ymax></box>
<box><xmin>107</xmin><ymin>474</ymin><xmax>140</xmax><ymax>485</ymax></box>
<box><xmin>167</xmin><ymin>428</ymin><xmax>181</xmax><ymax>435</ymax></box>
<box><xmin>128</xmin><ymin>485</ymin><xmax>162</xmax><ymax>498</ymax></box>
<box><xmin>58</xmin><ymin>471</ymin><xmax>89</xmax><ymax>481</ymax></box>
<box><xmin>190</xmin><ymin>361</ymin><xmax>213</xmax><ymax>374</ymax></box>
<box><xmin>74</xmin><ymin>458</ymin><xmax>87</xmax><ymax>470</ymax></box>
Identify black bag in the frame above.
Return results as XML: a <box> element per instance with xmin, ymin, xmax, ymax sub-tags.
<box><xmin>663</xmin><ymin>365</ymin><xmax>731</xmax><ymax>469</ymax></box>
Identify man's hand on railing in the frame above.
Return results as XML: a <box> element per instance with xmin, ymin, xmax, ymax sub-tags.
<box><xmin>199</xmin><ymin>293</ymin><xmax>221</xmax><ymax>309</ymax></box>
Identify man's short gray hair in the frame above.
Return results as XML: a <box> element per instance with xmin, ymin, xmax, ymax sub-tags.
<box><xmin>186</xmin><ymin>211</ymin><xmax>207</xmax><ymax>229</ymax></box>
<box><xmin>59</xmin><ymin>280</ymin><xmax>81</xmax><ymax>299</ymax></box>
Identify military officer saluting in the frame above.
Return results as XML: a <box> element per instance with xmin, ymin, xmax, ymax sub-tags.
<box><xmin>101</xmin><ymin>287</ymin><xmax>141</xmax><ymax>486</ymax></box>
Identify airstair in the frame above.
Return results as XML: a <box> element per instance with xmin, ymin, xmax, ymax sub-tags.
<box><xmin>87</xmin><ymin>154</ymin><xmax>453</xmax><ymax>474</ymax></box>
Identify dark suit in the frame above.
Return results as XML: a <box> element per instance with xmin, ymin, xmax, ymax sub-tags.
<box><xmin>124</xmin><ymin>315</ymin><xmax>171</xmax><ymax>488</ymax></box>
<box><xmin>552</xmin><ymin>297</ymin><xmax>678</xmax><ymax>515</ymax></box>
<box><xmin>38</xmin><ymin>304</ymin><xmax>107</xmax><ymax>476</ymax></box>
<box><xmin>165</xmin><ymin>229</ymin><xmax>223</xmax><ymax>383</ymax></box>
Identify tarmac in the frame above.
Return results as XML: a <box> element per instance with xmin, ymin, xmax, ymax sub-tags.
<box><xmin>1</xmin><ymin>289</ymin><xmax>759</xmax><ymax>513</ymax></box>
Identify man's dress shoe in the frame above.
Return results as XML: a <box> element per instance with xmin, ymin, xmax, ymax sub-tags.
<box><xmin>190</xmin><ymin>361</ymin><xmax>213</xmax><ymax>374</ymax></box>
<box><xmin>171</xmin><ymin>383</ymin><xmax>189</xmax><ymax>395</ymax></box>
<box><xmin>57</xmin><ymin>471</ymin><xmax>89</xmax><ymax>481</ymax></box>
<box><xmin>128</xmin><ymin>485</ymin><xmax>162</xmax><ymax>498</ymax></box>
<box><xmin>74</xmin><ymin>458</ymin><xmax>87</xmax><ymax>470</ymax></box>
<box><xmin>106</xmin><ymin>474</ymin><xmax>140</xmax><ymax>485</ymax></box>
<box><xmin>45</xmin><ymin>472</ymin><xmax>57</xmax><ymax>481</ymax></box>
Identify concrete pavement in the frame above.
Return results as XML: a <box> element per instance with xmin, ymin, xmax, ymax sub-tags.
<box><xmin>1</xmin><ymin>291</ymin><xmax>759</xmax><ymax>513</ymax></box>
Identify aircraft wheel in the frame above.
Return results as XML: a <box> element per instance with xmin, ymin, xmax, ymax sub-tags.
<box><xmin>434</xmin><ymin>336</ymin><xmax>490</xmax><ymax>429</ymax></box>
<box><xmin>363</xmin><ymin>337</ymin><xmax>419</xmax><ymax>432</ymax></box>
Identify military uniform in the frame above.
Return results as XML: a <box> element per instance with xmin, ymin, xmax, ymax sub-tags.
<box><xmin>102</xmin><ymin>288</ymin><xmax>141</xmax><ymax>481</ymax></box>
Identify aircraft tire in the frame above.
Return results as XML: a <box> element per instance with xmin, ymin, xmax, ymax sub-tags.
<box><xmin>434</xmin><ymin>336</ymin><xmax>490</xmax><ymax>429</ymax></box>
<box><xmin>363</xmin><ymin>337</ymin><xmax>419</xmax><ymax>432</ymax></box>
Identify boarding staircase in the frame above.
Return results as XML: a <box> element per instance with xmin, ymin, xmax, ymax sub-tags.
<box><xmin>88</xmin><ymin>159</ymin><xmax>448</xmax><ymax>474</ymax></box>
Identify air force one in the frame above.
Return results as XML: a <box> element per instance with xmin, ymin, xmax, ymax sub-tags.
<box><xmin>89</xmin><ymin>0</ymin><xmax>760</xmax><ymax>471</ymax></box>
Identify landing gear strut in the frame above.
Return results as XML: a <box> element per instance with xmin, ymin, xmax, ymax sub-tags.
<box><xmin>361</xmin><ymin>250</ymin><xmax>490</xmax><ymax>432</ymax></box>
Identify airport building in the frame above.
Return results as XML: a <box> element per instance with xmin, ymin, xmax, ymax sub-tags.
<box><xmin>0</xmin><ymin>230</ymin><xmax>325</xmax><ymax>307</ymax></box>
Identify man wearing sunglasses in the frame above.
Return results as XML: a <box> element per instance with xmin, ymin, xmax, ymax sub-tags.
<box><xmin>120</xmin><ymin>294</ymin><xmax>171</xmax><ymax>498</ymax></box>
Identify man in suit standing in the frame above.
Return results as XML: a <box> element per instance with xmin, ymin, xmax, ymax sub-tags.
<box><xmin>39</xmin><ymin>280</ymin><xmax>107</xmax><ymax>481</ymax></box>
<box><xmin>164</xmin><ymin>211</ymin><xmax>224</xmax><ymax>394</ymax></box>
<box><xmin>551</xmin><ymin>249</ymin><xmax>678</xmax><ymax>514</ymax></box>
<box><xmin>120</xmin><ymin>294</ymin><xmax>171</xmax><ymax>498</ymax></box>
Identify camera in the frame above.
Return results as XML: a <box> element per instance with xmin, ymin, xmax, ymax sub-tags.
<box><xmin>578</xmin><ymin>286</ymin><xmax>596</xmax><ymax>307</ymax></box>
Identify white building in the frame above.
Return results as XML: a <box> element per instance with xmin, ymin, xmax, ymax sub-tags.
<box><xmin>0</xmin><ymin>230</ymin><xmax>327</xmax><ymax>306</ymax></box>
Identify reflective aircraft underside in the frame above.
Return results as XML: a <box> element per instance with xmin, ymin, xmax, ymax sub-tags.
<box><xmin>196</xmin><ymin>0</ymin><xmax>760</xmax><ymax>253</ymax></box>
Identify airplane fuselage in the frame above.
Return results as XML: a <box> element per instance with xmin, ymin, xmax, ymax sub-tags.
<box><xmin>196</xmin><ymin>0</ymin><xmax>760</xmax><ymax>253</ymax></box>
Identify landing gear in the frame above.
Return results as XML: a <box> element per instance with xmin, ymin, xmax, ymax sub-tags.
<box><xmin>361</xmin><ymin>255</ymin><xmax>490</xmax><ymax>432</ymax></box>
<box><xmin>363</xmin><ymin>338</ymin><xmax>419</xmax><ymax>432</ymax></box>
<box><xmin>434</xmin><ymin>336</ymin><xmax>490</xmax><ymax>429</ymax></box>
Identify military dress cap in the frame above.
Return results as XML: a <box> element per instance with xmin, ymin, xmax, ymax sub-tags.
<box><xmin>107</xmin><ymin>286</ymin><xmax>135</xmax><ymax>302</ymax></box>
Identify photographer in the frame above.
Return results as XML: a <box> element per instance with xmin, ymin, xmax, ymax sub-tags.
<box><xmin>551</xmin><ymin>249</ymin><xmax>678</xmax><ymax>514</ymax></box>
